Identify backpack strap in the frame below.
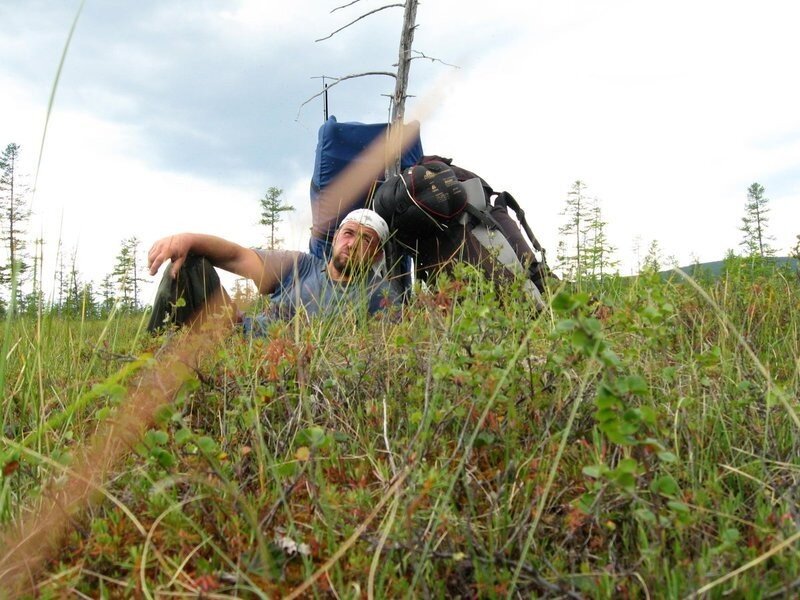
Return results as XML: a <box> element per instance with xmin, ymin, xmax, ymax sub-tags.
<box><xmin>463</xmin><ymin>202</ymin><xmax>503</xmax><ymax>231</ymax></box>
<box><xmin>493</xmin><ymin>191</ymin><xmax>543</xmax><ymax>253</ymax></box>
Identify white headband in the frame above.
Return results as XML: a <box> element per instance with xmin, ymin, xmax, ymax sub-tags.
<box><xmin>338</xmin><ymin>209</ymin><xmax>390</xmax><ymax>245</ymax></box>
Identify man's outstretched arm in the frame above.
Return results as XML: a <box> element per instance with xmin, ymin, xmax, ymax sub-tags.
<box><xmin>148</xmin><ymin>233</ymin><xmax>300</xmax><ymax>295</ymax></box>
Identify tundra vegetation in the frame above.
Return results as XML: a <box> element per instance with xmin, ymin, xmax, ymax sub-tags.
<box><xmin>1</xmin><ymin>255</ymin><xmax>799</xmax><ymax>598</ymax></box>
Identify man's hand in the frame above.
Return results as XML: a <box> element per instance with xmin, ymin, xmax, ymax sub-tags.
<box><xmin>148</xmin><ymin>234</ymin><xmax>194</xmax><ymax>278</ymax></box>
<box><xmin>147</xmin><ymin>232</ymin><xmax>297</xmax><ymax>295</ymax></box>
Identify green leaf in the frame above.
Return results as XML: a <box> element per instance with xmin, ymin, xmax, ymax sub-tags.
<box><xmin>596</xmin><ymin>384</ymin><xmax>621</xmax><ymax>410</ymax></box>
<box><xmin>576</xmin><ymin>492</ymin><xmax>597</xmax><ymax>513</ymax></box>
<box><xmin>617</xmin><ymin>458</ymin><xmax>638</xmax><ymax>474</ymax></box>
<box><xmin>721</xmin><ymin>527</ymin><xmax>740</xmax><ymax>543</ymax></box>
<box><xmin>641</xmin><ymin>437</ymin><xmax>665</xmax><ymax>451</ymax></box>
<box><xmin>571</xmin><ymin>329</ymin><xmax>594</xmax><ymax>351</ymax></box>
<box><xmin>174</xmin><ymin>428</ymin><xmax>193</xmax><ymax>445</ymax></box>
<box><xmin>152</xmin><ymin>448</ymin><xmax>176</xmax><ymax>469</ymax></box>
<box><xmin>638</xmin><ymin>405</ymin><xmax>657</xmax><ymax>425</ymax></box>
<box><xmin>615</xmin><ymin>471</ymin><xmax>636</xmax><ymax>489</ymax></box>
<box><xmin>642</xmin><ymin>305</ymin><xmax>661</xmax><ymax>321</ymax></box>
<box><xmin>667</xmin><ymin>500</ymin><xmax>690</xmax><ymax>513</ymax></box>
<box><xmin>581</xmin><ymin>317</ymin><xmax>602</xmax><ymax>334</ymax></box>
<box><xmin>145</xmin><ymin>430</ymin><xmax>169</xmax><ymax>447</ymax></box>
<box><xmin>296</xmin><ymin>426</ymin><xmax>327</xmax><ymax>448</ymax></box>
<box><xmin>582</xmin><ymin>465</ymin><xmax>603</xmax><ymax>479</ymax></box>
<box><xmin>274</xmin><ymin>461</ymin><xmax>297</xmax><ymax>478</ymax></box>
<box><xmin>595</xmin><ymin>407</ymin><xmax>620</xmax><ymax>424</ymax></box>
<box><xmin>551</xmin><ymin>292</ymin><xmax>576</xmax><ymax>312</ymax></box>
<box><xmin>196</xmin><ymin>436</ymin><xmax>218</xmax><ymax>455</ymax></box>
<box><xmin>652</xmin><ymin>475</ymin><xmax>680</xmax><ymax>497</ymax></box>
<box><xmin>622</xmin><ymin>408</ymin><xmax>642</xmax><ymax>424</ymax></box>
<box><xmin>618</xmin><ymin>420</ymin><xmax>640</xmax><ymax>435</ymax></box>
<box><xmin>623</xmin><ymin>375</ymin><xmax>648</xmax><ymax>395</ymax></box>
<box><xmin>634</xmin><ymin>508</ymin><xmax>656</xmax><ymax>523</ymax></box>
<box><xmin>600</xmin><ymin>348</ymin><xmax>621</xmax><ymax>367</ymax></box>
<box><xmin>657</xmin><ymin>451</ymin><xmax>677</xmax><ymax>463</ymax></box>
<box><xmin>555</xmin><ymin>318</ymin><xmax>578</xmax><ymax>333</ymax></box>
<box><xmin>154</xmin><ymin>404</ymin><xmax>176</xmax><ymax>426</ymax></box>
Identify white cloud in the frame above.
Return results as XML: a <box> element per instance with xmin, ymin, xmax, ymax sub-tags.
<box><xmin>420</xmin><ymin>0</ymin><xmax>800</xmax><ymax>270</ymax></box>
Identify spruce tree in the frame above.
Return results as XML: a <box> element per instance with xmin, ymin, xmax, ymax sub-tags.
<box><xmin>739</xmin><ymin>182</ymin><xmax>775</xmax><ymax>257</ymax></box>
<box><xmin>0</xmin><ymin>143</ymin><xmax>32</xmax><ymax>308</ymax></box>
<box><xmin>64</xmin><ymin>248</ymin><xmax>83</xmax><ymax>316</ymax></box>
<box><xmin>584</xmin><ymin>202</ymin><xmax>618</xmax><ymax>279</ymax></box>
<box><xmin>112</xmin><ymin>241</ymin><xmax>135</xmax><ymax>309</ymax></box>
<box><xmin>126</xmin><ymin>236</ymin><xmax>145</xmax><ymax>308</ymax></box>
<box><xmin>24</xmin><ymin>237</ymin><xmax>45</xmax><ymax>317</ymax></box>
<box><xmin>111</xmin><ymin>237</ymin><xmax>146</xmax><ymax>310</ymax></box>
<box><xmin>54</xmin><ymin>240</ymin><xmax>67</xmax><ymax>312</ymax></box>
<box><xmin>557</xmin><ymin>180</ymin><xmax>591</xmax><ymax>284</ymax></box>
<box><xmin>100</xmin><ymin>274</ymin><xmax>116</xmax><ymax>315</ymax></box>
<box><xmin>259</xmin><ymin>187</ymin><xmax>294</xmax><ymax>250</ymax></box>
<box><xmin>79</xmin><ymin>282</ymin><xmax>98</xmax><ymax>319</ymax></box>
<box><xmin>642</xmin><ymin>240</ymin><xmax>662</xmax><ymax>273</ymax></box>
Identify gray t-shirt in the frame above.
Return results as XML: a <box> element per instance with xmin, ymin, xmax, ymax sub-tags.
<box><xmin>253</xmin><ymin>250</ymin><xmax>396</xmax><ymax>319</ymax></box>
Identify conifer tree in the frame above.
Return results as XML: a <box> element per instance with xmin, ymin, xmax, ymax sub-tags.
<box><xmin>111</xmin><ymin>237</ymin><xmax>146</xmax><ymax>309</ymax></box>
<box><xmin>78</xmin><ymin>282</ymin><xmax>98</xmax><ymax>319</ymax></box>
<box><xmin>259</xmin><ymin>187</ymin><xmax>294</xmax><ymax>250</ymax></box>
<box><xmin>112</xmin><ymin>241</ymin><xmax>134</xmax><ymax>308</ymax></box>
<box><xmin>557</xmin><ymin>180</ymin><xmax>591</xmax><ymax>284</ymax></box>
<box><xmin>641</xmin><ymin>239</ymin><xmax>662</xmax><ymax>273</ymax></box>
<box><xmin>127</xmin><ymin>236</ymin><xmax>145</xmax><ymax>308</ymax></box>
<box><xmin>739</xmin><ymin>182</ymin><xmax>775</xmax><ymax>257</ymax></box>
<box><xmin>100</xmin><ymin>274</ymin><xmax>116</xmax><ymax>315</ymax></box>
<box><xmin>0</xmin><ymin>143</ymin><xmax>32</xmax><ymax>308</ymax></box>
<box><xmin>24</xmin><ymin>237</ymin><xmax>45</xmax><ymax>317</ymax></box>
<box><xmin>63</xmin><ymin>248</ymin><xmax>83</xmax><ymax>316</ymax></box>
<box><xmin>54</xmin><ymin>241</ymin><xmax>71</xmax><ymax>313</ymax></box>
<box><xmin>584</xmin><ymin>202</ymin><xmax>618</xmax><ymax>279</ymax></box>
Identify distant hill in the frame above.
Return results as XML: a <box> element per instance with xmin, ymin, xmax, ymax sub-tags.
<box><xmin>659</xmin><ymin>256</ymin><xmax>799</xmax><ymax>279</ymax></box>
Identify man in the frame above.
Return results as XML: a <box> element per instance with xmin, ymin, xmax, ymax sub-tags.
<box><xmin>147</xmin><ymin>209</ymin><xmax>396</xmax><ymax>332</ymax></box>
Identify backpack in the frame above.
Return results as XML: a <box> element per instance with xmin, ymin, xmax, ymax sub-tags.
<box><xmin>309</xmin><ymin>116</ymin><xmax>424</xmax><ymax>247</ymax></box>
<box><xmin>372</xmin><ymin>156</ymin><xmax>554</xmax><ymax>305</ymax></box>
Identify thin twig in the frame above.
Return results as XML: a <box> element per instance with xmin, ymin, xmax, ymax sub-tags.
<box><xmin>316</xmin><ymin>4</ymin><xmax>404</xmax><ymax>42</ymax></box>
<box><xmin>408</xmin><ymin>50</ymin><xmax>460</xmax><ymax>69</ymax></box>
<box><xmin>296</xmin><ymin>72</ymin><xmax>396</xmax><ymax>120</ymax></box>
<box><xmin>331</xmin><ymin>0</ymin><xmax>366</xmax><ymax>13</ymax></box>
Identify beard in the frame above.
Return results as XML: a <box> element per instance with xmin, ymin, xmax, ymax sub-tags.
<box><xmin>332</xmin><ymin>249</ymin><xmax>373</xmax><ymax>279</ymax></box>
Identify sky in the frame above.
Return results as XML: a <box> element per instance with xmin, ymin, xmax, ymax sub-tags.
<box><xmin>1</xmin><ymin>0</ymin><xmax>799</xmax><ymax>303</ymax></box>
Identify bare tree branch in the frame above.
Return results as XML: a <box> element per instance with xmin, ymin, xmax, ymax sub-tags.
<box><xmin>408</xmin><ymin>50</ymin><xmax>460</xmax><ymax>69</ymax></box>
<box><xmin>296</xmin><ymin>72</ymin><xmax>397</xmax><ymax>121</ymax></box>
<box><xmin>331</xmin><ymin>0</ymin><xmax>367</xmax><ymax>13</ymax></box>
<box><xmin>316</xmin><ymin>4</ymin><xmax>404</xmax><ymax>42</ymax></box>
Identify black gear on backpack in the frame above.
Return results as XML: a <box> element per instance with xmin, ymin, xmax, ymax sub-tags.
<box><xmin>372</xmin><ymin>156</ymin><xmax>556</xmax><ymax>299</ymax></box>
<box><xmin>373</xmin><ymin>161</ymin><xmax>467</xmax><ymax>243</ymax></box>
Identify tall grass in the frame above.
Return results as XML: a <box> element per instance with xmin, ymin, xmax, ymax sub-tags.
<box><xmin>1</xmin><ymin>260</ymin><xmax>799</xmax><ymax>598</ymax></box>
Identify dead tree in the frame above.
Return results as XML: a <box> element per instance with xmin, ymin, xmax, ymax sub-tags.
<box><xmin>300</xmin><ymin>0</ymin><xmax>456</xmax><ymax>175</ymax></box>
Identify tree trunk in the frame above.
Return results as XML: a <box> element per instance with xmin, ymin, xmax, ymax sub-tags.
<box><xmin>388</xmin><ymin>0</ymin><xmax>418</xmax><ymax>177</ymax></box>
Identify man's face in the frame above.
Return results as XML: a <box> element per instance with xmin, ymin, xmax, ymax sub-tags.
<box><xmin>330</xmin><ymin>222</ymin><xmax>383</xmax><ymax>277</ymax></box>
